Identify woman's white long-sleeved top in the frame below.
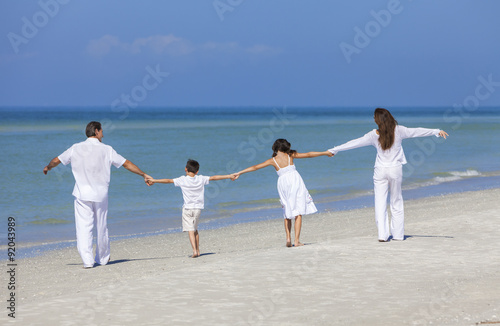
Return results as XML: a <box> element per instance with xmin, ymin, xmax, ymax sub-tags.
<box><xmin>328</xmin><ymin>125</ymin><xmax>441</xmax><ymax>167</ymax></box>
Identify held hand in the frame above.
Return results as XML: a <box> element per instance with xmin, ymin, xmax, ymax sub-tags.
<box><xmin>145</xmin><ymin>176</ymin><xmax>155</xmax><ymax>186</ymax></box>
<box><xmin>143</xmin><ymin>174</ymin><xmax>153</xmax><ymax>186</ymax></box>
<box><xmin>439</xmin><ymin>130</ymin><xmax>449</xmax><ymax>139</ymax></box>
<box><xmin>230</xmin><ymin>173</ymin><xmax>239</xmax><ymax>181</ymax></box>
<box><xmin>325</xmin><ymin>151</ymin><xmax>334</xmax><ymax>157</ymax></box>
<box><xmin>43</xmin><ymin>166</ymin><xmax>49</xmax><ymax>175</ymax></box>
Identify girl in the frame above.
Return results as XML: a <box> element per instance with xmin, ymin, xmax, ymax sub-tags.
<box><xmin>236</xmin><ymin>139</ymin><xmax>333</xmax><ymax>247</ymax></box>
<box><xmin>328</xmin><ymin>108</ymin><xmax>449</xmax><ymax>242</ymax></box>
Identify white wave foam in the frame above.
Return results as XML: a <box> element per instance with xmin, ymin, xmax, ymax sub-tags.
<box><xmin>433</xmin><ymin>175</ymin><xmax>462</xmax><ymax>183</ymax></box>
<box><xmin>431</xmin><ymin>169</ymin><xmax>482</xmax><ymax>184</ymax></box>
<box><xmin>448</xmin><ymin>170</ymin><xmax>482</xmax><ymax>177</ymax></box>
<box><xmin>404</xmin><ymin>169</ymin><xmax>483</xmax><ymax>190</ymax></box>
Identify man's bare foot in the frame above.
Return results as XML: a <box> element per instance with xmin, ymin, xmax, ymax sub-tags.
<box><xmin>294</xmin><ymin>242</ymin><xmax>304</xmax><ymax>247</ymax></box>
<box><xmin>286</xmin><ymin>239</ymin><xmax>292</xmax><ymax>247</ymax></box>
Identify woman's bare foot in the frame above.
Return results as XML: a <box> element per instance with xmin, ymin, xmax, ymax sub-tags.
<box><xmin>286</xmin><ymin>239</ymin><xmax>292</xmax><ymax>247</ymax></box>
<box><xmin>294</xmin><ymin>242</ymin><xmax>304</xmax><ymax>247</ymax></box>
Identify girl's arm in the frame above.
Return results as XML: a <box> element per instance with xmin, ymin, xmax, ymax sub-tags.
<box><xmin>236</xmin><ymin>158</ymin><xmax>274</xmax><ymax>176</ymax></box>
<box><xmin>328</xmin><ymin>131</ymin><xmax>375</xmax><ymax>155</ymax></box>
<box><xmin>293</xmin><ymin>151</ymin><xmax>334</xmax><ymax>159</ymax></box>
<box><xmin>209</xmin><ymin>174</ymin><xmax>238</xmax><ymax>181</ymax></box>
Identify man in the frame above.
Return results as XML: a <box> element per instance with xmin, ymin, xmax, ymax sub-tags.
<box><xmin>43</xmin><ymin>121</ymin><xmax>150</xmax><ymax>268</ymax></box>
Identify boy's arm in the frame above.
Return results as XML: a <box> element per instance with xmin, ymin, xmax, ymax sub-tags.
<box><xmin>293</xmin><ymin>151</ymin><xmax>334</xmax><ymax>159</ymax></box>
<box><xmin>155</xmin><ymin>179</ymin><xmax>175</xmax><ymax>183</ymax></box>
<box><xmin>146</xmin><ymin>178</ymin><xmax>175</xmax><ymax>186</ymax></box>
<box><xmin>209</xmin><ymin>175</ymin><xmax>233</xmax><ymax>181</ymax></box>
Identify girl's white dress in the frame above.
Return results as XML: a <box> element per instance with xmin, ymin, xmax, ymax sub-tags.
<box><xmin>273</xmin><ymin>156</ymin><xmax>318</xmax><ymax>219</ymax></box>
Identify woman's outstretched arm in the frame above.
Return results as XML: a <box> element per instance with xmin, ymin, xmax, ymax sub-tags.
<box><xmin>399</xmin><ymin>126</ymin><xmax>448</xmax><ymax>139</ymax></box>
<box><xmin>439</xmin><ymin>130</ymin><xmax>449</xmax><ymax>139</ymax></box>
<box><xmin>328</xmin><ymin>131</ymin><xmax>375</xmax><ymax>155</ymax></box>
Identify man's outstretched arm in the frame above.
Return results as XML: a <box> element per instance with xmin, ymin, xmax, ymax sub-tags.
<box><xmin>122</xmin><ymin>160</ymin><xmax>151</xmax><ymax>181</ymax></box>
<box><xmin>43</xmin><ymin>157</ymin><xmax>61</xmax><ymax>175</ymax></box>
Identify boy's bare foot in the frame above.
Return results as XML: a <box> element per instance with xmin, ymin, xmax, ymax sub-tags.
<box><xmin>294</xmin><ymin>242</ymin><xmax>304</xmax><ymax>247</ymax></box>
<box><xmin>286</xmin><ymin>239</ymin><xmax>292</xmax><ymax>247</ymax></box>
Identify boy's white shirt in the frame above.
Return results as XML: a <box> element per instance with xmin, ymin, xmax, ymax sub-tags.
<box><xmin>173</xmin><ymin>175</ymin><xmax>210</xmax><ymax>209</ymax></box>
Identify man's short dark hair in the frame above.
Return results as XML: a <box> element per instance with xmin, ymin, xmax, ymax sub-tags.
<box><xmin>85</xmin><ymin>121</ymin><xmax>102</xmax><ymax>138</ymax></box>
<box><xmin>186</xmin><ymin>159</ymin><xmax>200</xmax><ymax>173</ymax></box>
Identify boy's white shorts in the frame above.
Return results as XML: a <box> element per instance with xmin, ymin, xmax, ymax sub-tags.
<box><xmin>182</xmin><ymin>207</ymin><xmax>201</xmax><ymax>232</ymax></box>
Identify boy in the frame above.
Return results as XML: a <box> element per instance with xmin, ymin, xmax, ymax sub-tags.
<box><xmin>146</xmin><ymin>159</ymin><xmax>237</xmax><ymax>258</ymax></box>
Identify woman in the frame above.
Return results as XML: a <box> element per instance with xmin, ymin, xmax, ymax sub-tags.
<box><xmin>328</xmin><ymin>108</ymin><xmax>448</xmax><ymax>242</ymax></box>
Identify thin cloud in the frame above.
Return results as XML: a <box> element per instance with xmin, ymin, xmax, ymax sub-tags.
<box><xmin>129</xmin><ymin>35</ymin><xmax>195</xmax><ymax>55</ymax></box>
<box><xmin>86</xmin><ymin>35</ymin><xmax>122</xmax><ymax>56</ymax></box>
<box><xmin>86</xmin><ymin>34</ymin><xmax>282</xmax><ymax>57</ymax></box>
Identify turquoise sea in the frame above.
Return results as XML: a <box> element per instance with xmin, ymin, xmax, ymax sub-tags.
<box><xmin>1</xmin><ymin>107</ymin><xmax>499</xmax><ymax>257</ymax></box>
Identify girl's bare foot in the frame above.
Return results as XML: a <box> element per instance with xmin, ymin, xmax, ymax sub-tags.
<box><xmin>294</xmin><ymin>242</ymin><xmax>304</xmax><ymax>247</ymax></box>
<box><xmin>286</xmin><ymin>239</ymin><xmax>292</xmax><ymax>247</ymax></box>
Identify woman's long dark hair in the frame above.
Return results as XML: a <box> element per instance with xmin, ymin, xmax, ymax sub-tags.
<box><xmin>272</xmin><ymin>139</ymin><xmax>297</xmax><ymax>157</ymax></box>
<box><xmin>374</xmin><ymin>108</ymin><xmax>397</xmax><ymax>150</ymax></box>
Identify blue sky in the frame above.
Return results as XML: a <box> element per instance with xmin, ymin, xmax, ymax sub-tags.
<box><xmin>1</xmin><ymin>1</ymin><xmax>499</xmax><ymax>108</ymax></box>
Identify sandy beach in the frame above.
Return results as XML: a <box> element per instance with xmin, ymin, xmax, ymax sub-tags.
<box><xmin>2</xmin><ymin>188</ymin><xmax>500</xmax><ymax>325</ymax></box>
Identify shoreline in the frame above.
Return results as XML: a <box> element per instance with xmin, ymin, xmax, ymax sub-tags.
<box><xmin>2</xmin><ymin>188</ymin><xmax>500</xmax><ymax>325</ymax></box>
<box><xmin>3</xmin><ymin>175</ymin><xmax>500</xmax><ymax>259</ymax></box>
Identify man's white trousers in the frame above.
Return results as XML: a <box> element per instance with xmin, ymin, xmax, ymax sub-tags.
<box><xmin>373</xmin><ymin>165</ymin><xmax>404</xmax><ymax>241</ymax></box>
<box><xmin>74</xmin><ymin>198</ymin><xmax>110</xmax><ymax>267</ymax></box>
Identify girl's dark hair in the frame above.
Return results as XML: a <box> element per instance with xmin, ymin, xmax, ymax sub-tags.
<box><xmin>374</xmin><ymin>108</ymin><xmax>397</xmax><ymax>150</ymax></box>
<box><xmin>272</xmin><ymin>139</ymin><xmax>297</xmax><ymax>157</ymax></box>
<box><xmin>85</xmin><ymin>121</ymin><xmax>102</xmax><ymax>138</ymax></box>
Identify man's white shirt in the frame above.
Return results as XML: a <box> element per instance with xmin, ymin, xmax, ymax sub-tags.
<box><xmin>58</xmin><ymin>138</ymin><xmax>126</xmax><ymax>202</ymax></box>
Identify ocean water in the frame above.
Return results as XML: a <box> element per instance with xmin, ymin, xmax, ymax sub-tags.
<box><xmin>1</xmin><ymin>107</ymin><xmax>499</xmax><ymax>256</ymax></box>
